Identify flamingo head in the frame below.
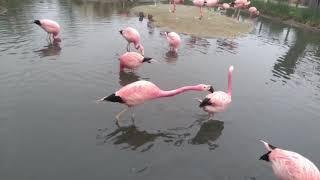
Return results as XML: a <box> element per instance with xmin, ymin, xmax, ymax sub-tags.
<box><xmin>33</xmin><ymin>20</ymin><xmax>41</xmax><ymax>26</ymax></box>
<box><xmin>197</xmin><ymin>84</ymin><xmax>214</xmax><ymax>93</ymax></box>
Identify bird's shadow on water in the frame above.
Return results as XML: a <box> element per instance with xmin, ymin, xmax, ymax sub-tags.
<box><xmin>118</xmin><ymin>71</ymin><xmax>141</xmax><ymax>87</ymax></box>
<box><xmin>96</xmin><ymin>115</ymin><xmax>224</xmax><ymax>152</ymax></box>
<box><xmin>164</xmin><ymin>51</ymin><xmax>178</xmax><ymax>64</ymax></box>
<box><xmin>34</xmin><ymin>42</ymin><xmax>61</xmax><ymax>58</ymax></box>
<box><xmin>216</xmin><ymin>38</ymin><xmax>238</xmax><ymax>54</ymax></box>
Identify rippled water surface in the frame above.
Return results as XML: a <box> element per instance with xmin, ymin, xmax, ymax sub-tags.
<box><xmin>1</xmin><ymin>0</ymin><xmax>320</xmax><ymax>179</ymax></box>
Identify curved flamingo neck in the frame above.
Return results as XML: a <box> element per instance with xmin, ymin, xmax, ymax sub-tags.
<box><xmin>159</xmin><ymin>86</ymin><xmax>201</xmax><ymax>97</ymax></box>
<box><xmin>228</xmin><ymin>69</ymin><xmax>232</xmax><ymax>97</ymax></box>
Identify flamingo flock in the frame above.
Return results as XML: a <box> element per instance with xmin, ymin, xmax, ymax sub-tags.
<box><xmin>31</xmin><ymin>2</ymin><xmax>320</xmax><ymax>179</ymax></box>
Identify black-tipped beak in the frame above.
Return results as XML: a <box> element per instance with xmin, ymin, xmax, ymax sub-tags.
<box><xmin>119</xmin><ymin>30</ymin><xmax>123</xmax><ymax>34</ymax></box>
<box><xmin>259</xmin><ymin>151</ymin><xmax>271</xmax><ymax>162</ymax></box>
<box><xmin>33</xmin><ymin>20</ymin><xmax>41</xmax><ymax>26</ymax></box>
<box><xmin>209</xmin><ymin>86</ymin><xmax>214</xmax><ymax>93</ymax></box>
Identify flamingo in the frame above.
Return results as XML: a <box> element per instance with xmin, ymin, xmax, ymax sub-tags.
<box><xmin>119</xmin><ymin>27</ymin><xmax>144</xmax><ymax>56</ymax></box>
<box><xmin>193</xmin><ymin>0</ymin><xmax>206</xmax><ymax>19</ymax></box>
<box><xmin>259</xmin><ymin>140</ymin><xmax>320</xmax><ymax>180</ymax></box>
<box><xmin>97</xmin><ymin>80</ymin><xmax>214</xmax><ymax>123</ymax></box>
<box><xmin>248</xmin><ymin>6</ymin><xmax>259</xmax><ymax>18</ymax></box>
<box><xmin>206</xmin><ymin>0</ymin><xmax>219</xmax><ymax>11</ymax></box>
<box><xmin>33</xmin><ymin>19</ymin><xmax>61</xmax><ymax>43</ymax></box>
<box><xmin>198</xmin><ymin>66</ymin><xmax>233</xmax><ymax>119</ymax></box>
<box><xmin>165</xmin><ymin>32</ymin><xmax>181</xmax><ymax>53</ymax></box>
<box><xmin>170</xmin><ymin>0</ymin><xmax>184</xmax><ymax>13</ymax></box>
<box><xmin>233</xmin><ymin>0</ymin><xmax>250</xmax><ymax>19</ymax></box>
<box><xmin>119</xmin><ymin>52</ymin><xmax>153</xmax><ymax>71</ymax></box>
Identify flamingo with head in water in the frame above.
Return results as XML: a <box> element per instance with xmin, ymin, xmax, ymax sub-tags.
<box><xmin>259</xmin><ymin>140</ymin><xmax>320</xmax><ymax>180</ymax></box>
<box><xmin>119</xmin><ymin>52</ymin><xmax>153</xmax><ymax>71</ymax></box>
<box><xmin>165</xmin><ymin>32</ymin><xmax>181</xmax><ymax>53</ymax></box>
<box><xmin>97</xmin><ymin>80</ymin><xmax>214</xmax><ymax>124</ymax></box>
<box><xmin>119</xmin><ymin>27</ymin><xmax>144</xmax><ymax>56</ymax></box>
<box><xmin>198</xmin><ymin>66</ymin><xmax>233</xmax><ymax>119</ymax></box>
<box><xmin>33</xmin><ymin>19</ymin><xmax>61</xmax><ymax>43</ymax></box>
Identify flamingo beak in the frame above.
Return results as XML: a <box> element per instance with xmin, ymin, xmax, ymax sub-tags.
<box><xmin>259</xmin><ymin>151</ymin><xmax>271</xmax><ymax>162</ymax></box>
<box><xmin>209</xmin><ymin>86</ymin><xmax>214</xmax><ymax>93</ymax></box>
<box><xmin>119</xmin><ymin>30</ymin><xmax>123</xmax><ymax>35</ymax></box>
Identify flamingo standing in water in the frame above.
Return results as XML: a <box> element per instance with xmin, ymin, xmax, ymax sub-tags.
<box><xmin>165</xmin><ymin>32</ymin><xmax>181</xmax><ymax>53</ymax></box>
<box><xmin>193</xmin><ymin>0</ymin><xmax>206</xmax><ymax>19</ymax></box>
<box><xmin>170</xmin><ymin>0</ymin><xmax>184</xmax><ymax>13</ymax></box>
<box><xmin>119</xmin><ymin>52</ymin><xmax>153</xmax><ymax>71</ymax></box>
<box><xmin>259</xmin><ymin>140</ymin><xmax>320</xmax><ymax>180</ymax></box>
<box><xmin>119</xmin><ymin>27</ymin><xmax>144</xmax><ymax>56</ymax></box>
<box><xmin>248</xmin><ymin>6</ymin><xmax>260</xmax><ymax>18</ymax></box>
<box><xmin>97</xmin><ymin>80</ymin><xmax>214</xmax><ymax>123</ymax></box>
<box><xmin>33</xmin><ymin>19</ymin><xmax>61</xmax><ymax>43</ymax></box>
<box><xmin>198</xmin><ymin>66</ymin><xmax>234</xmax><ymax>119</ymax></box>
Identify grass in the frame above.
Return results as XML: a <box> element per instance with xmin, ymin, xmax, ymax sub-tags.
<box><xmin>251</xmin><ymin>0</ymin><xmax>320</xmax><ymax>28</ymax></box>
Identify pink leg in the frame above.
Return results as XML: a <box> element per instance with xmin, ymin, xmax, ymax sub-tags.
<box><xmin>173</xmin><ymin>2</ymin><xmax>176</xmax><ymax>12</ymax></box>
<box><xmin>199</xmin><ymin>7</ymin><xmax>203</xmax><ymax>19</ymax></box>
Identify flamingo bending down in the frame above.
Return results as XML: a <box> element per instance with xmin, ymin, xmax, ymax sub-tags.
<box><xmin>248</xmin><ymin>6</ymin><xmax>259</xmax><ymax>18</ymax></box>
<box><xmin>34</xmin><ymin>19</ymin><xmax>61</xmax><ymax>43</ymax></box>
<box><xmin>193</xmin><ymin>0</ymin><xmax>206</xmax><ymax>19</ymax></box>
<box><xmin>98</xmin><ymin>80</ymin><xmax>214</xmax><ymax>123</ymax></box>
<box><xmin>198</xmin><ymin>66</ymin><xmax>233</xmax><ymax>119</ymax></box>
<box><xmin>170</xmin><ymin>0</ymin><xmax>184</xmax><ymax>13</ymax></box>
<box><xmin>119</xmin><ymin>27</ymin><xmax>144</xmax><ymax>56</ymax></box>
<box><xmin>165</xmin><ymin>32</ymin><xmax>181</xmax><ymax>53</ymax></box>
<box><xmin>259</xmin><ymin>140</ymin><xmax>320</xmax><ymax>180</ymax></box>
<box><xmin>119</xmin><ymin>52</ymin><xmax>153</xmax><ymax>71</ymax></box>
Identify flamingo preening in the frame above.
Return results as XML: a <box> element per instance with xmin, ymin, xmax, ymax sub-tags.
<box><xmin>33</xmin><ymin>19</ymin><xmax>61</xmax><ymax>43</ymax></box>
<box><xmin>260</xmin><ymin>140</ymin><xmax>320</xmax><ymax>180</ymax></box>
<box><xmin>119</xmin><ymin>27</ymin><xmax>145</xmax><ymax>56</ymax></box>
<box><xmin>98</xmin><ymin>80</ymin><xmax>214</xmax><ymax>124</ymax></box>
<box><xmin>198</xmin><ymin>66</ymin><xmax>233</xmax><ymax>119</ymax></box>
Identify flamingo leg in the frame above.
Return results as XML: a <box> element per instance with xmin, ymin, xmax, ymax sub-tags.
<box><xmin>129</xmin><ymin>107</ymin><xmax>135</xmax><ymax>124</ymax></box>
<box><xmin>199</xmin><ymin>7</ymin><xmax>204</xmax><ymax>20</ymax></box>
<box><xmin>115</xmin><ymin>108</ymin><xmax>128</xmax><ymax>122</ymax></box>
<box><xmin>208</xmin><ymin>113</ymin><xmax>214</xmax><ymax>120</ymax></box>
<box><xmin>126</xmin><ymin>43</ymin><xmax>130</xmax><ymax>52</ymax></box>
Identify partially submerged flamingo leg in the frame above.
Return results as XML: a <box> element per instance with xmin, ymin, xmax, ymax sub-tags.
<box><xmin>115</xmin><ymin>108</ymin><xmax>128</xmax><ymax>122</ymax></box>
<box><xmin>126</xmin><ymin>43</ymin><xmax>130</xmax><ymax>52</ymax></box>
<box><xmin>208</xmin><ymin>113</ymin><xmax>214</xmax><ymax>120</ymax></box>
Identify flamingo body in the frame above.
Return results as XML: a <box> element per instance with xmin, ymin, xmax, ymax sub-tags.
<box><xmin>248</xmin><ymin>6</ymin><xmax>259</xmax><ymax>17</ymax></box>
<box><xmin>34</xmin><ymin>19</ymin><xmax>61</xmax><ymax>42</ymax></box>
<box><xmin>120</xmin><ymin>27</ymin><xmax>144</xmax><ymax>55</ymax></box>
<box><xmin>100</xmin><ymin>80</ymin><xmax>214</xmax><ymax>107</ymax></box>
<box><xmin>199</xmin><ymin>66</ymin><xmax>233</xmax><ymax>115</ymax></box>
<box><xmin>206</xmin><ymin>0</ymin><xmax>219</xmax><ymax>8</ymax></box>
<box><xmin>119</xmin><ymin>52</ymin><xmax>152</xmax><ymax>70</ymax></box>
<box><xmin>260</xmin><ymin>140</ymin><xmax>320</xmax><ymax>180</ymax></box>
<box><xmin>165</xmin><ymin>32</ymin><xmax>181</xmax><ymax>53</ymax></box>
<box><xmin>222</xmin><ymin>3</ymin><xmax>230</xmax><ymax>9</ymax></box>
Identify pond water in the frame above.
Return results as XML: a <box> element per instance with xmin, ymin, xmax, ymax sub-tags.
<box><xmin>0</xmin><ymin>0</ymin><xmax>320</xmax><ymax>179</ymax></box>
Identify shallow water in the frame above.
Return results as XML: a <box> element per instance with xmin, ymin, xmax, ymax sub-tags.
<box><xmin>0</xmin><ymin>0</ymin><xmax>320</xmax><ymax>179</ymax></box>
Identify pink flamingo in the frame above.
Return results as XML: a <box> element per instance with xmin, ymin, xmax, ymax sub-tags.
<box><xmin>170</xmin><ymin>0</ymin><xmax>184</xmax><ymax>13</ymax></box>
<box><xmin>248</xmin><ymin>6</ymin><xmax>260</xmax><ymax>18</ymax></box>
<box><xmin>259</xmin><ymin>140</ymin><xmax>320</xmax><ymax>180</ymax></box>
<box><xmin>233</xmin><ymin>0</ymin><xmax>250</xmax><ymax>19</ymax></box>
<box><xmin>119</xmin><ymin>52</ymin><xmax>153</xmax><ymax>71</ymax></box>
<box><xmin>33</xmin><ymin>19</ymin><xmax>61</xmax><ymax>43</ymax></box>
<box><xmin>198</xmin><ymin>66</ymin><xmax>233</xmax><ymax>119</ymax></box>
<box><xmin>193</xmin><ymin>0</ymin><xmax>206</xmax><ymax>19</ymax></box>
<box><xmin>119</xmin><ymin>27</ymin><xmax>144</xmax><ymax>56</ymax></box>
<box><xmin>206</xmin><ymin>0</ymin><xmax>219</xmax><ymax>11</ymax></box>
<box><xmin>97</xmin><ymin>80</ymin><xmax>214</xmax><ymax>123</ymax></box>
<box><xmin>165</xmin><ymin>32</ymin><xmax>181</xmax><ymax>53</ymax></box>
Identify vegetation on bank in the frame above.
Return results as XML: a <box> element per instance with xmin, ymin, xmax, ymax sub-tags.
<box><xmin>250</xmin><ymin>0</ymin><xmax>320</xmax><ymax>28</ymax></box>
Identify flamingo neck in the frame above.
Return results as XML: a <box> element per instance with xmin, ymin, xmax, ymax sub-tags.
<box><xmin>159</xmin><ymin>86</ymin><xmax>201</xmax><ymax>98</ymax></box>
<box><xmin>228</xmin><ymin>69</ymin><xmax>232</xmax><ymax>97</ymax></box>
